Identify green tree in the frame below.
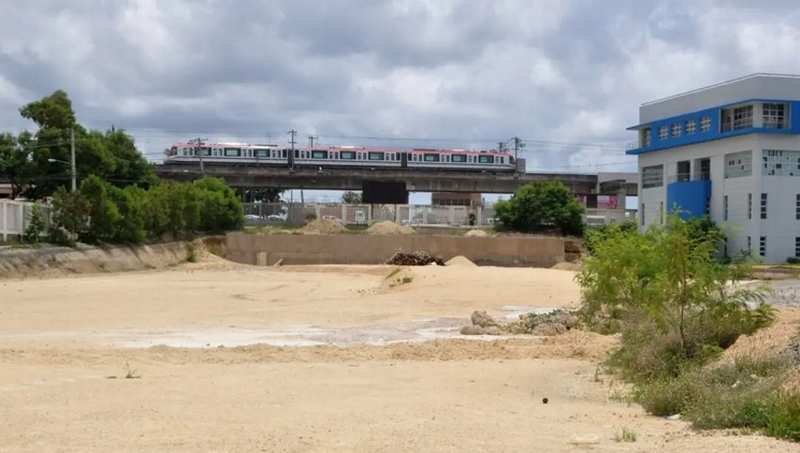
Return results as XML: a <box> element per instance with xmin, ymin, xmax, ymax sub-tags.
<box><xmin>0</xmin><ymin>132</ymin><xmax>34</xmax><ymax>198</ymax></box>
<box><xmin>49</xmin><ymin>187</ymin><xmax>89</xmax><ymax>245</ymax></box>
<box><xmin>23</xmin><ymin>203</ymin><xmax>46</xmax><ymax>244</ymax></box>
<box><xmin>341</xmin><ymin>191</ymin><xmax>362</xmax><ymax>204</ymax></box>
<box><xmin>494</xmin><ymin>181</ymin><xmax>584</xmax><ymax>235</ymax></box>
<box><xmin>79</xmin><ymin>175</ymin><xmax>121</xmax><ymax>243</ymax></box>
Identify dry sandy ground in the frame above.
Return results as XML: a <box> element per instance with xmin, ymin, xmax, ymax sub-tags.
<box><xmin>0</xmin><ymin>261</ymin><xmax>797</xmax><ymax>452</ymax></box>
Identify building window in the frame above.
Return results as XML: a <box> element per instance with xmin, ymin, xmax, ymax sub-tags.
<box><xmin>722</xmin><ymin>105</ymin><xmax>753</xmax><ymax>131</ymax></box>
<box><xmin>762</xmin><ymin>149</ymin><xmax>800</xmax><ymax>176</ymax></box>
<box><xmin>796</xmin><ymin>194</ymin><xmax>800</xmax><ymax>220</ymax></box>
<box><xmin>660</xmin><ymin>201</ymin><xmax>664</xmax><ymax>224</ymax></box>
<box><xmin>642</xmin><ymin>165</ymin><xmax>664</xmax><ymax>188</ymax></box>
<box><xmin>723</xmin><ymin>195</ymin><xmax>728</xmax><ymax>221</ymax></box>
<box><xmin>686</xmin><ymin>120</ymin><xmax>697</xmax><ymax>134</ymax></box>
<box><xmin>641</xmin><ymin>128</ymin><xmax>652</xmax><ymax>147</ymax></box>
<box><xmin>763</xmin><ymin>103</ymin><xmax>786</xmax><ymax>129</ymax></box>
<box><xmin>760</xmin><ymin>236</ymin><xmax>766</xmax><ymax>257</ymax></box>
<box><xmin>761</xmin><ymin>193</ymin><xmax>768</xmax><ymax>219</ymax></box>
<box><xmin>724</xmin><ymin>150</ymin><xmax>752</xmax><ymax>178</ymax></box>
<box><xmin>748</xmin><ymin>193</ymin><xmax>752</xmax><ymax>220</ymax></box>
<box><xmin>676</xmin><ymin>161</ymin><xmax>691</xmax><ymax>182</ymax></box>
<box><xmin>671</xmin><ymin>123</ymin><xmax>682</xmax><ymax>137</ymax></box>
<box><xmin>796</xmin><ymin>237</ymin><xmax>800</xmax><ymax>257</ymax></box>
<box><xmin>658</xmin><ymin>126</ymin><xmax>669</xmax><ymax>140</ymax></box>
<box><xmin>747</xmin><ymin>236</ymin><xmax>752</xmax><ymax>255</ymax></box>
<box><xmin>700</xmin><ymin>116</ymin><xmax>712</xmax><ymax>132</ymax></box>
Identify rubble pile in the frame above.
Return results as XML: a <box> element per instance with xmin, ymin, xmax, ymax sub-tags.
<box><xmin>460</xmin><ymin>309</ymin><xmax>579</xmax><ymax>336</ymax></box>
<box><xmin>386</xmin><ymin>250</ymin><xmax>444</xmax><ymax>266</ymax></box>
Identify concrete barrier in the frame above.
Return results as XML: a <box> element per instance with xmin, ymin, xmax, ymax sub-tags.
<box><xmin>222</xmin><ymin>232</ymin><xmax>565</xmax><ymax>267</ymax></box>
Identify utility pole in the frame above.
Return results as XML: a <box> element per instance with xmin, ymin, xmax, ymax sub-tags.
<box><xmin>190</xmin><ymin>137</ymin><xmax>207</xmax><ymax>174</ymax></box>
<box><xmin>308</xmin><ymin>135</ymin><xmax>317</xmax><ymax>148</ymax></box>
<box><xmin>70</xmin><ymin>128</ymin><xmax>76</xmax><ymax>192</ymax></box>
<box><xmin>512</xmin><ymin>136</ymin><xmax>525</xmax><ymax>162</ymax></box>
<box><xmin>498</xmin><ymin>141</ymin><xmax>505</xmax><ymax>153</ymax></box>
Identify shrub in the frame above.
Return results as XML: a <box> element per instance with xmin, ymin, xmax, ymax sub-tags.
<box><xmin>494</xmin><ymin>181</ymin><xmax>584</xmax><ymax>235</ymax></box>
<box><xmin>578</xmin><ymin>214</ymin><xmax>774</xmax><ymax>380</ymax></box>
<box><xmin>48</xmin><ymin>187</ymin><xmax>89</xmax><ymax>245</ymax></box>
<box><xmin>79</xmin><ymin>175</ymin><xmax>121</xmax><ymax>243</ymax></box>
<box><xmin>23</xmin><ymin>203</ymin><xmax>46</xmax><ymax>243</ymax></box>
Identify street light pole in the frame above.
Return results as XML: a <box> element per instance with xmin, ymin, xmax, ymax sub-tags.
<box><xmin>70</xmin><ymin>128</ymin><xmax>76</xmax><ymax>192</ymax></box>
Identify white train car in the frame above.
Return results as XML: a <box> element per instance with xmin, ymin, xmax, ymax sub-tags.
<box><xmin>293</xmin><ymin>146</ymin><xmax>402</xmax><ymax>168</ymax></box>
<box><xmin>165</xmin><ymin>142</ymin><xmax>287</xmax><ymax>165</ymax></box>
<box><xmin>406</xmin><ymin>148</ymin><xmax>514</xmax><ymax>171</ymax></box>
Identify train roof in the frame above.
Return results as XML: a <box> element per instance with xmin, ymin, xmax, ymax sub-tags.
<box><xmin>172</xmin><ymin>141</ymin><xmax>512</xmax><ymax>155</ymax></box>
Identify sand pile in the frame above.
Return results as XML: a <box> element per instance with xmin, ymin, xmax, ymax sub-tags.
<box><xmin>445</xmin><ymin>256</ymin><xmax>477</xmax><ymax>267</ymax></box>
<box><xmin>464</xmin><ymin>229</ymin><xmax>490</xmax><ymax>238</ymax></box>
<box><xmin>720</xmin><ymin>308</ymin><xmax>800</xmax><ymax>363</ymax></box>
<box><xmin>367</xmin><ymin>221</ymin><xmax>415</xmax><ymax>235</ymax></box>
<box><xmin>301</xmin><ymin>218</ymin><xmax>346</xmax><ymax>234</ymax></box>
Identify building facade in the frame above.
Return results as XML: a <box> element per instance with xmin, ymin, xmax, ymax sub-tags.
<box><xmin>627</xmin><ymin>73</ymin><xmax>800</xmax><ymax>264</ymax></box>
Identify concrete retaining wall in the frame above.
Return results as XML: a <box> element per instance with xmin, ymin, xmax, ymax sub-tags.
<box><xmin>223</xmin><ymin>232</ymin><xmax>565</xmax><ymax>267</ymax></box>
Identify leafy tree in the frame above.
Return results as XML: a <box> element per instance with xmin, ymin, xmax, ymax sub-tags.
<box><xmin>23</xmin><ymin>203</ymin><xmax>46</xmax><ymax>244</ymax></box>
<box><xmin>5</xmin><ymin>90</ymin><xmax>155</xmax><ymax>199</ymax></box>
<box><xmin>494</xmin><ymin>181</ymin><xmax>584</xmax><ymax>235</ymax></box>
<box><xmin>48</xmin><ymin>187</ymin><xmax>89</xmax><ymax>245</ymax></box>
<box><xmin>79</xmin><ymin>175</ymin><xmax>121</xmax><ymax>243</ymax></box>
<box><xmin>0</xmin><ymin>132</ymin><xmax>34</xmax><ymax>198</ymax></box>
<box><xmin>108</xmin><ymin>185</ymin><xmax>148</xmax><ymax>243</ymax></box>
<box><xmin>341</xmin><ymin>191</ymin><xmax>362</xmax><ymax>204</ymax></box>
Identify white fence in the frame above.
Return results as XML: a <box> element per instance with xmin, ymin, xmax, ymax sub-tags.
<box><xmin>0</xmin><ymin>200</ymin><xmax>50</xmax><ymax>241</ymax></box>
<box><xmin>243</xmin><ymin>202</ymin><xmax>631</xmax><ymax>227</ymax></box>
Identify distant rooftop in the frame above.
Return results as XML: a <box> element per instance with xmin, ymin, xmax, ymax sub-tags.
<box><xmin>641</xmin><ymin>73</ymin><xmax>800</xmax><ymax>107</ymax></box>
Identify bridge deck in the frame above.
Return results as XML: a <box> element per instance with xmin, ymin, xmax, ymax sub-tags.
<box><xmin>155</xmin><ymin>163</ymin><xmax>602</xmax><ymax>194</ymax></box>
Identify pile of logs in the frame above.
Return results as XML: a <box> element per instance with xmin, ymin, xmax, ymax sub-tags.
<box><xmin>386</xmin><ymin>250</ymin><xmax>444</xmax><ymax>266</ymax></box>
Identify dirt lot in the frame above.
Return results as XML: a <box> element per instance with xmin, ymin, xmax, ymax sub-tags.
<box><xmin>0</xmin><ymin>259</ymin><xmax>797</xmax><ymax>452</ymax></box>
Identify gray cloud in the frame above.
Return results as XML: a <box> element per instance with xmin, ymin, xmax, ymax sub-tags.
<box><xmin>3</xmin><ymin>0</ymin><xmax>800</xmax><ymax>171</ymax></box>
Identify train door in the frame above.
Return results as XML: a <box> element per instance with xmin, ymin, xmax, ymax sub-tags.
<box><xmin>401</xmin><ymin>152</ymin><xmax>408</xmax><ymax>168</ymax></box>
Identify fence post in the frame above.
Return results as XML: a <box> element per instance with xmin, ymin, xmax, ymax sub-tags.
<box><xmin>315</xmin><ymin>204</ymin><xmax>321</xmax><ymax>220</ymax></box>
<box><xmin>449</xmin><ymin>206</ymin><xmax>455</xmax><ymax>225</ymax></box>
<box><xmin>476</xmin><ymin>206</ymin><xmax>482</xmax><ymax>225</ymax></box>
<box><xmin>17</xmin><ymin>201</ymin><xmax>23</xmax><ymax>234</ymax></box>
<box><xmin>342</xmin><ymin>204</ymin><xmax>347</xmax><ymax>223</ymax></box>
<box><xmin>1</xmin><ymin>200</ymin><xmax>6</xmax><ymax>241</ymax></box>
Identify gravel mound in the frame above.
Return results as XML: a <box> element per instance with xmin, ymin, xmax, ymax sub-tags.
<box><xmin>460</xmin><ymin>309</ymin><xmax>579</xmax><ymax>336</ymax></box>
<box><xmin>464</xmin><ymin>229</ymin><xmax>490</xmax><ymax>237</ymax></box>
<box><xmin>445</xmin><ymin>256</ymin><xmax>477</xmax><ymax>267</ymax></box>
<box><xmin>301</xmin><ymin>218</ymin><xmax>346</xmax><ymax>234</ymax></box>
<box><xmin>367</xmin><ymin>221</ymin><xmax>415</xmax><ymax>235</ymax></box>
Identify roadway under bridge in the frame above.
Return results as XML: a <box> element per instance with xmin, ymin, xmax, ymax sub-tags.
<box><xmin>155</xmin><ymin>163</ymin><xmax>636</xmax><ymax>196</ymax></box>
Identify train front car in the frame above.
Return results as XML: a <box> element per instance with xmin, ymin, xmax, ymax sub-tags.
<box><xmin>405</xmin><ymin>148</ymin><xmax>515</xmax><ymax>171</ymax></box>
<box><xmin>163</xmin><ymin>141</ymin><xmax>287</xmax><ymax>165</ymax></box>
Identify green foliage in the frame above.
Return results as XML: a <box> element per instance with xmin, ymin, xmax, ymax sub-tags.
<box><xmin>342</xmin><ymin>191</ymin><xmax>362</xmax><ymax>204</ymax></box>
<box><xmin>578</xmin><ymin>214</ymin><xmax>774</xmax><ymax>380</ymax></box>
<box><xmin>0</xmin><ymin>90</ymin><xmax>155</xmax><ymax>199</ymax></box>
<box><xmin>45</xmin><ymin>176</ymin><xmax>244</xmax><ymax>244</ymax></box>
<box><xmin>584</xmin><ymin>220</ymin><xmax>638</xmax><ymax>255</ymax></box>
<box><xmin>494</xmin><ymin>181</ymin><xmax>584</xmax><ymax>235</ymax></box>
<box><xmin>23</xmin><ymin>203</ymin><xmax>46</xmax><ymax>244</ymax></box>
<box><xmin>48</xmin><ymin>187</ymin><xmax>89</xmax><ymax>245</ymax></box>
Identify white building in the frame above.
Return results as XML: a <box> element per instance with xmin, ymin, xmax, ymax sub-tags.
<box><xmin>628</xmin><ymin>73</ymin><xmax>800</xmax><ymax>264</ymax></box>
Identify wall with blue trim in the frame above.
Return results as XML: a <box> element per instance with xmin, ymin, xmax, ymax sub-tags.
<box><xmin>628</xmin><ymin>99</ymin><xmax>800</xmax><ymax>155</ymax></box>
<box><xmin>666</xmin><ymin>180</ymin><xmax>711</xmax><ymax>219</ymax></box>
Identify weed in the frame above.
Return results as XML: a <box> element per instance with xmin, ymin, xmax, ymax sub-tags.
<box><xmin>186</xmin><ymin>243</ymin><xmax>197</xmax><ymax>263</ymax></box>
<box><xmin>124</xmin><ymin>362</ymin><xmax>141</xmax><ymax>379</ymax></box>
<box><xmin>614</xmin><ymin>428</ymin><xmax>637</xmax><ymax>443</ymax></box>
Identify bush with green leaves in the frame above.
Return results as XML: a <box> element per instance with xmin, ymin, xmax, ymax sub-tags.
<box><xmin>45</xmin><ymin>176</ymin><xmax>244</xmax><ymax>245</ymax></box>
<box><xmin>494</xmin><ymin>181</ymin><xmax>584</xmax><ymax>235</ymax></box>
<box><xmin>578</xmin><ymin>214</ymin><xmax>774</xmax><ymax>380</ymax></box>
<box><xmin>23</xmin><ymin>203</ymin><xmax>47</xmax><ymax>244</ymax></box>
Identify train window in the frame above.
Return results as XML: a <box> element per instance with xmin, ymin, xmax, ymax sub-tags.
<box><xmin>424</xmin><ymin>153</ymin><xmax>440</xmax><ymax>162</ymax></box>
<box><xmin>224</xmin><ymin>148</ymin><xmax>240</xmax><ymax>157</ymax></box>
<box><xmin>198</xmin><ymin>147</ymin><xmax>211</xmax><ymax>156</ymax></box>
<box><xmin>478</xmin><ymin>155</ymin><xmax>494</xmax><ymax>164</ymax></box>
<box><xmin>451</xmin><ymin>154</ymin><xmax>467</xmax><ymax>163</ymax></box>
<box><xmin>368</xmin><ymin>152</ymin><xmax>385</xmax><ymax>160</ymax></box>
<box><xmin>340</xmin><ymin>151</ymin><xmax>355</xmax><ymax>160</ymax></box>
<box><xmin>312</xmin><ymin>150</ymin><xmax>328</xmax><ymax>159</ymax></box>
<box><xmin>254</xmin><ymin>149</ymin><xmax>269</xmax><ymax>158</ymax></box>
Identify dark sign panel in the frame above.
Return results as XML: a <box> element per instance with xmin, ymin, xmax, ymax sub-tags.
<box><xmin>362</xmin><ymin>181</ymin><xmax>408</xmax><ymax>204</ymax></box>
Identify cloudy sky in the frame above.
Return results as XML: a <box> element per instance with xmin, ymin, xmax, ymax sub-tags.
<box><xmin>3</xmin><ymin>0</ymin><xmax>800</xmax><ymax>181</ymax></box>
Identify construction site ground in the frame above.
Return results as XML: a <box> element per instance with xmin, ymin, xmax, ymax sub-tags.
<box><xmin>1</xmin><ymin>255</ymin><xmax>797</xmax><ymax>452</ymax></box>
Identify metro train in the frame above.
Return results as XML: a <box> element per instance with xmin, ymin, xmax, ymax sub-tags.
<box><xmin>164</xmin><ymin>142</ymin><xmax>518</xmax><ymax>171</ymax></box>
